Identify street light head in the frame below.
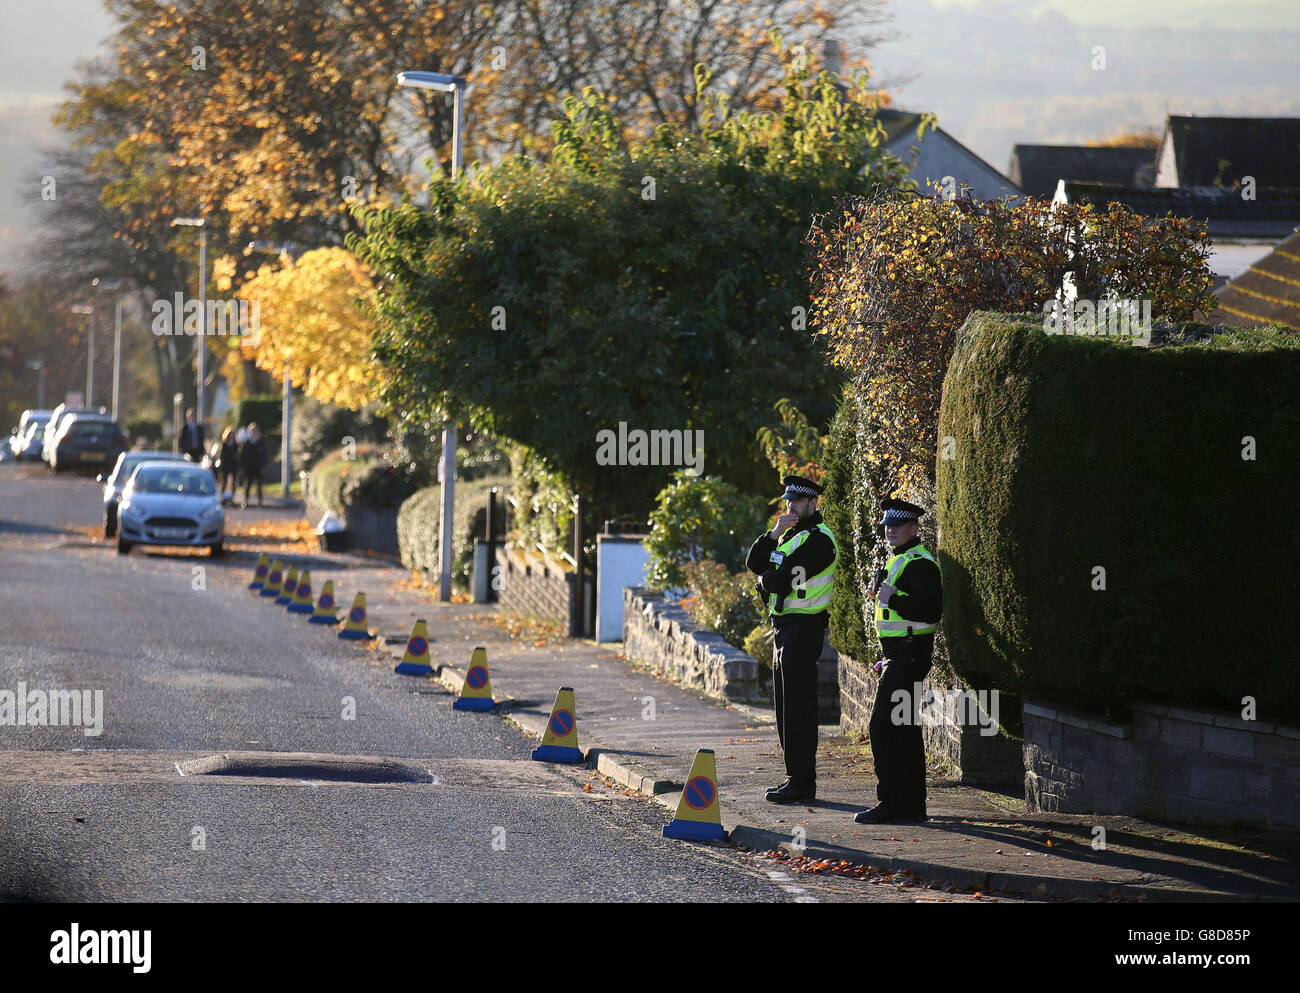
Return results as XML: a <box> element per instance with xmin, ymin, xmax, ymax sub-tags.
<box><xmin>171</xmin><ymin>217</ymin><xmax>205</xmax><ymax>228</ymax></box>
<box><xmin>71</xmin><ymin>305</ymin><xmax>94</xmax><ymax>315</ymax></box>
<box><xmin>397</xmin><ymin>70</ymin><xmax>465</xmax><ymax>93</ymax></box>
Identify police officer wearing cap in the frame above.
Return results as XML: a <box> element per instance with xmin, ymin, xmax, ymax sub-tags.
<box><xmin>854</xmin><ymin>498</ymin><xmax>943</xmax><ymax>824</ymax></box>
<box><xmin>746</xmin><ymin>475</ymin><xmax>838</xmax><ymax>804</ymax></box>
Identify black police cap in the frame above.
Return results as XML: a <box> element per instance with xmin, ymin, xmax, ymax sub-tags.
<box><xmin>779</xmin><ymin>475</ymin><xmax>824</xmax><ymax>500</ymax></box>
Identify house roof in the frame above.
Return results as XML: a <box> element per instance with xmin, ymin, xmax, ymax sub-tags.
<box><xmin>1008</xmin><ymin>144</ymin><xmax>1155</xmax><ymax>198</ymax></box>
<box><xmin>876</xmin><ymin>108</ymin><xmax>926</xmax><ymax>146</ymax></box>
<box><xmin>1057</xmin><ymin>181</ymin><xmax>1300</xmax><ymax>240</ymax></box>
<box><xmin>879</xmin><ymin>108</ymin><xmax>1021</xmax><ymax>195</ymax></box>
<box><xmin>1212</xmin><ymin>229</ymin><xmax>1300</xmax><ymax>331</ymax></box>
<box><xmin>1159</xmin><ymin>116</ymin><xmax>1300</xmax><ymax>188</ymax></box>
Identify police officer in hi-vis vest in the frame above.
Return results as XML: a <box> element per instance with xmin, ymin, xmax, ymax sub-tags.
<box><xmin>746</xmin><ymin>475</ymin><xmax>838</xmax><ymax>804</ymax></box>
<box><xmin>854</xmin><ymin>497</ymin><xmax>943</xmax><ymax>825</ymax></box>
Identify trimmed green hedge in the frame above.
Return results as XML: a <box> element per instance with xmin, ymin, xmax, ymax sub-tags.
<box><xmin>236</xmin><ymin>395</ymin><xmax>282</xmax><ymax>434</ymax></box>
<box><xmin>822</xmin><ymin>389</ymin><xmax>880</xmax><ymax>669</ymax></box>
<box><xmin>397</xmin><ymin>474</ymin><xmax>510</xmax><ymax>592</ymax></box>
<box><xmin>309</xmin><ymin>448</ymin><xmax>381</xmax><ymax>514</ymax></box>
<box><xmin>937</xmin><ymin>312</ymin><xmax>1300</xmax><ymax>723</ymax></box>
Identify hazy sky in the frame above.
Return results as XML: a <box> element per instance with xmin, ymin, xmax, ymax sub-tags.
<box><xmin>2</xmin><ymin>0</ymin><xmax>1299</xmax><ymax>275</ymax></box>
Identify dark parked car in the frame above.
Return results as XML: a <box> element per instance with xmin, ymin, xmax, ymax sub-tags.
<box><xmin>101</xmin><ymin>450</ymin><xmax>188</xmax><ymax>537</ymax></box>
<box><xmin>42</xmin><ymin>405</ymin><xmax>108</xmax><ymax>464</ymax></box>
<box><xmin>16</xmin><ymin>422</ymin><xmax>46</xmax><ymax>461</ymax></box>
<box><xmin>49</xmin><ymin>417</ymin><xmax>128</xmax><ymax>474</ymax></box>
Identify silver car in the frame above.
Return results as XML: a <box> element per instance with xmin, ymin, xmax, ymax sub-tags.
<box><xmin>101</xmin><ymin>451</ymin><xmax>188</xmax><ymax>537</ymax></box>
<box><xmin>117</xmin><ymin>463</ymin><xmax>225</xmax><ymax>557</ymax></box>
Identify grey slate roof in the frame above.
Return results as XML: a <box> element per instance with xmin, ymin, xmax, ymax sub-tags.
<box><xmin>1159</xmin><ymin>116</ymin><xmax>1300</xmax><ymax>188</ymax></box>
<box><xmin>1057</xmin><ymin>181</ymin><xmax>1300</xmax><ymax>240</ymax></box>
<box><xmin>1008</xmin><ymin>145</ymin><xmax>1155</xmax><ymax>198</ymax></box>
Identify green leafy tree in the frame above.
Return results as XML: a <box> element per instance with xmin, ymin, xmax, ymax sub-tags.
<box><xmin>353</xmin><ymin>54</ymin><xmax>914</xmax><ymax>522</ymax></box>
<box><xmin>645</xmin><ymin>472</ymin><xmax>766</xmax><ymax>591</ymax></box>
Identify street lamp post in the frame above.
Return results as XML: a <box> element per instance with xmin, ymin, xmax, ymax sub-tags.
<box><xmin>397</xmin><ymin>69</ymin><xmax>467</xmax><ymax>603</ymax></box>
<box><xmin>92</xmin><ymin>278</ymin><xmax>126</xmax><ymax>422</ymax></box>
<box><xmin>24</xmin><ymin>360</ymin><xmax>45</xmax><ymax>409</ymax></box>
<box><xmin>172</xmin><ymin>217</ymin><xmax>208</xmax><ymax>433</ymax></box>
<box><xmin>247</xmin><ymin>241</ymin><xmax>300</xmax><ymax>501</ymax></box>
<box><xmin>70</xmin><ymin>304</ymin><xmax>94</xmax><ymax>405</ymax></box>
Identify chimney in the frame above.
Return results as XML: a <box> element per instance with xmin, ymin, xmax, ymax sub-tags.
<box><xmin>823</xmin><ymin>39</ymin><xmax>843</xmax><ymax>76</ymax></box>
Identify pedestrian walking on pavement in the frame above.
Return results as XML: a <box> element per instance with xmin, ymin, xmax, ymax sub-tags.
<box><xmin>240</xmin><ymin>422</ymin><xmax>266</xmax><ymax>509</ymax></box>
<box><xmin>216</xmin><ymin>427</ymin><xmax>240</xmax><ymax>504</ymax></box>
<box><xmin>746</xmin><ymin>475</ymin><xmax>838</xmax><ymax>804</ymax></box>
<box><xmin>854</xmin><ymin>498</ymin><xmax>944</xmax><ymax>825</ymax></box>
<box><xmin>179</xmin><ymin>408</ymin><xmax>205</xmax><ymax>462</ymax></box>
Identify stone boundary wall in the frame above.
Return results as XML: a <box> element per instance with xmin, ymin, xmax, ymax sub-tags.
<box><xmin>495</xmin><ymin>545</ymin><xmax>572</xmax><ymax>629</ymax></box>
<box><xmin>623</xmin><ymin>588</ymin><xmax>840</xmax><ymax>720</ymax></box>
<box><xmin>343</xmin><ymin>505</ymin><xmax>399</xmax><ymax>555</ymax></box>
<box><xmin>838</xmin><ymin>654</ymin><xmax>1024</xmax><ymax>786</ymax></box>
<box><xmin>1024</xmin><ymin>698</ymin><xmax>1300</xmax><ymax>829</ymax></box>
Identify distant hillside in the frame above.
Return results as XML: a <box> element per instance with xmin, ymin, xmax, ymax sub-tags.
<box><xmin>868</xmin><ymin>0</ymin><xmax>1300</xmax><ymax>172</ymax></box>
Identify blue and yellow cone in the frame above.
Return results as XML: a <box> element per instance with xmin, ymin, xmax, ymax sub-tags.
<box><xmin>260</xmin><ymin>560</ymin><xmax>284</xmax><ymax>598</ymax></box>
<box><xmin>337</xmin><ymin>592</ymin><xmax>371</xmax><ymax>640</ymax></box>
<box><xmin>275</xmin><ymin>566</ymin><xmax>299</xmax><ymax>605</ymax></box>
<box><xmin>309</xmin><ymin>580</ymin><xmax>339</xmax><ymax>625</ymax></box>
<box><xmin>531</xmin><ymin>686</ymin><xmax>584</xmax><ymax>763</ymax></box>
<box><xmin>452</xmin><ymin>647</ymin><xmax>495</xmax><ymax>711</ymax></box>
<box><xmin>288</xmin><ymin>569</ymin><xmax>314</xmax><ymax>613</ymax></box>
<box><xmin>248</xmin><ymin>553</ymin><xmax>269</xmax><ymax>590</ymax></box>
<box><xmin>394</xmin><ymin>619</ymin><xmax>435</xmax><ymax>675</ymax></box>
<box><xmin>662</xmin><ymin>748</ymin><xmax>728</xmax><ymax>842</ymax></box>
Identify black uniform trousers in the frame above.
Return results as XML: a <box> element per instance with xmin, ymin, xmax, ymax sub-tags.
<box><xmin>868</xmin><ymin>634</ymin><xmax>934</xmax><ymax>812</ymax></box>
<box><xmin>772</xmin><ymin>617</ymin><xmax>825</xmax><ymax>784</ymax></box>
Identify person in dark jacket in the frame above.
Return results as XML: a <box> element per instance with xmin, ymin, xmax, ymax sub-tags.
<box><xmin>216</xmin><ymin>427</ymin><xmax>240</xmax><ymax>504</ymax></box>
<box><xmin>853</xmin><ymin>498</ymin><xmax>944</xmax><ymax>825</ymax></box>
<box><xmin>180</xmin><ymin>408</ymin><xmax>205</xmax><ymax>462</ymax></box>
<box><xmin>240</xmin><ymin>422</ymin><xmax>266</xmax><ymax>508</ymax></box>
<box><xmin>745</xmin><ymin>475</ymin><xmax>838</xmax><ymax>804</ymax></box>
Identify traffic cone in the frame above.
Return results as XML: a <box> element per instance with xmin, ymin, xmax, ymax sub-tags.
<box><xmin>275</xmin><ymin>566</ymin><xmax>299</xmax><ymax>605</ymax></box>
<box><xmin>309</xmin><ymin>581</ymin><xmax>339</xmax><ymax>625</ymax></box>
<box><xmin>531</xmin><ymin>686</ymin><xmax>584</xmax><ymax>763</ymax></box>
<box><xmin>260</xmin><ymin>560</ymin><xmax>284</xmax><ymax>598</ymax></box>
<box><xmin>393</xmin><ymin>619</ymin><xmax>435</xmax><ymax>675</ymax></box>
<box><xmin>288</xmin><ymin>569</ymin><xmax>314</xmax><ymax>613</ymax></box>
<box><xmin>452</xmin><ymin>647</ymin><xmax>495</xmax><ymax>711</ymax></box>
<box><xmin>337</xmin><ymin>592</ymin><xmax>371</xmax><ymax>640</ymax></box>
<box><xmin>662</xmin><ymin>749</ymin><xmax>728</xmax><ymax>842</ymax></box>
<box><xmin>248</xmin><ymin>553</ymin><xmax>269</xmax><ymax>590</ymax></box>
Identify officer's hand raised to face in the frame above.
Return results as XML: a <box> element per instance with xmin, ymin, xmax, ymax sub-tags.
<box><xmin>770</xmin><ymin>512</ymin><xmax>799</xmax><ymax>538</ymax></box>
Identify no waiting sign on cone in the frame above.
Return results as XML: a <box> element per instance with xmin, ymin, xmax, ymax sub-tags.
<box><xmin>663</xmin><ymin>749</ymin><xmax>728</xmax><ymax>842</ymax></box>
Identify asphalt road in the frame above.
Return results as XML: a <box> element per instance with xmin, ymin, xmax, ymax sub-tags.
<box><xmin>0</xmin><ymin>464</ymin><xmax>936</xmax><ymax>903</ymax></box>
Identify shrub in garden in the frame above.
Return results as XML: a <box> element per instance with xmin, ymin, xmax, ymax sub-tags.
<box><xmin>680</xmin><ymin>559</ymin><xmax>766</xmax><ymax>653</ymax></box>
<box><xmin>397</xmin><ymin>475</ymin><xmax>510</xmax><ymax>592</ymax></box>
<box><xmin>645</xmin><ymin>472</ymin><xmax>766</xmax><ymax>592</ymax></box>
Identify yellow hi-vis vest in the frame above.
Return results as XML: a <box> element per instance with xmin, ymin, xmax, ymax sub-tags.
<box><xmin>875</xmin><ymin>544</ymin><xmax>940</xmax><ymax>637</ymax></box>
<box><xmin>768</xmin><ymin>524</ymin><xmax>838</xmax><ymax>616</ymax></box>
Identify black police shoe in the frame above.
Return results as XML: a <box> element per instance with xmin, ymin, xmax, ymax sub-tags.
<box><xmin>766</xmin><ymin>781</ymin><xmax>815</xmax><ymax>804</ymax></box>
<box><xmin>853</xmin><ymin>804</ymin><xmax>926</xmax><ymax>824</ymax></box>
<box><xmin>765</xmin><ymin>780</ymin><xmax>791</xmax><ymax>795</ymax></box>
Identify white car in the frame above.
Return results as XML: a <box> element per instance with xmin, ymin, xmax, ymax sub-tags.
<box><xmin>117</xmin><ymin>463</ymin><xmax>225</xmax><ymax>557</ymax></box>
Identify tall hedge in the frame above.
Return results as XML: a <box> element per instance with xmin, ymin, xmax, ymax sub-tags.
<box><xmin>937</xmin><ymin>312</ymin><xmax>1300</xmax><ymax>723</ymax></box>
<box><xmin>398</xmin><ymin>475</ymin><xmax>511</xmax><ymax>592</ymax></box>
<box><xmin>822</xmin><ymin>389</ymin><xmax>878</xmax><ymax>667</ymax></box>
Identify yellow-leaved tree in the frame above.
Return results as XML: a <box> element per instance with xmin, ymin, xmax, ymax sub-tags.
<box><xmin>236</xmin><ymin>247</ymin><xmax>379</xmax><ymax>410</ymax></box>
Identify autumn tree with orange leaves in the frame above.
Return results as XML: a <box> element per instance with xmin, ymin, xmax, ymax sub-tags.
<box><xmin>807</xmin><ymin>189</ymin><xmax>1217</xmax><ymax>496</ymax></box>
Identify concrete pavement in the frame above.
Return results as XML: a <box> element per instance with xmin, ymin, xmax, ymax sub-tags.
<box><xmin>336</xmin><ymin>565</ymin><xmax>1300</xmax><ymax>904</ymax></box>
